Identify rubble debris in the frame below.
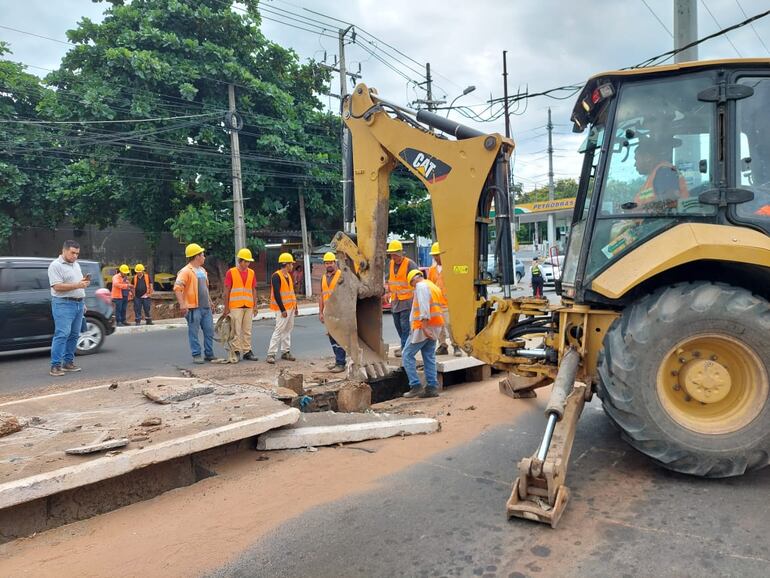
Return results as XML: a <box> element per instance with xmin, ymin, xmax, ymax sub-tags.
<box><xmin>129</xmin><ymin>435</ymin><xmax>150</xmax><ymax>443</ymax></box>
<box><xmin>277</xmin><ymin>370</ymin><xmax>305</xmax><ymax>396</ymax></box>
<box><xmin>62</xmin><ymin>425</ymin><xmax>83</xmax><ymax>434</ymax></box>
<box><xmin>108</xmin><ymin>382</ymin><xmax>118</xmax><ymax>390</ymax></box>
<box><xmin>336</xmin><ymin>382</ymin><xmax>372</xmax><ymax>413</ymax></box>
<box><xmin>65</xmin><ymin>438</ymin><xmax>129</xmax><ymax>455</ymax></box>
<box><xmin>0</xmin><ymin>413</ymin><xmax>22</xmax><ymax>437</ymax></box>
<box><xmin>140</xmin><ymin>417</ymin><xmax>162</xmax><ymax>427</ymax></box>
<box><xmin>142</xmin><ymin>382</ymin><xmax>214</xmax><ymax>404</ymax></box>
<box><xmin>273</xmin><ymin>387</ymin><xmax>299</xmax><ymax>402</ymax></box>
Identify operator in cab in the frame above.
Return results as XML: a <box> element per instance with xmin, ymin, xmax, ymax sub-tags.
<box><xmin>630</xmin><ymin>135</ymin><xmax>688</xmax><ymax>212</ymax></box>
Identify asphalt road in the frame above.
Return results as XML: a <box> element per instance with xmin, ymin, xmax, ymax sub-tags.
<box><xmin>0</xmin><ymin>315</ymin><xmax>400</xmax><ymax>396</ymax></box>
<box><xmin>210</xmin><ymin>402</ymin><xmax>770</xmax><ymax>578</ymax></box>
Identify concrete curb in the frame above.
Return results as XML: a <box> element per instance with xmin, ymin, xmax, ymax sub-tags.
<box><xmin>114</xmin><ymin>305</ymin><xmax>321</xmax><ymax>335</ymax></box>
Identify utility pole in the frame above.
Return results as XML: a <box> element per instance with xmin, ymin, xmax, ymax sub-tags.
<box><xmin>338</xmin><ymin>26</ymin><xmax>355</xmax><ymax>235</ymax></box>
<box><xmin>674</xmin><ymin>0</ymin><xmax>698</xmax><ymax>63</ymax></box>
<box><xmin>298</xmin><ymin>190</ymin><xmax>312</xmax><ymax>297</ymax></box>
<box><xmin>228</xmin><ymin>84</ymin><xmax>246</xmax><ymax>253</ymax></box>
<box><xmin>546</xmin><ymin>107</ymin><xmax>556</xmax><ymax>252</ymax></box>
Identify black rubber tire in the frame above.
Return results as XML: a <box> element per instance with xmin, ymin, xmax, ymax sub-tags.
<box><xmin>597</xmin><ymin>282</ymin><xmax>770</xmax><ymax>478</ymax></box>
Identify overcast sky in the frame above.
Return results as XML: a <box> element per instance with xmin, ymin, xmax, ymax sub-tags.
<box><xmin>3</xmin><ymin>0</ymin><xmax>770</xmax><ymax>190</ymax></box>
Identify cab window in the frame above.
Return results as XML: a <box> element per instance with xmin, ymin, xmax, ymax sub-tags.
<box><xmin>586</xmin><ymin>73</ymin><xmax>717</xmax><ymax>278</ymax></box>
<box><xmin>735</xmin><ymin>76</ymin><xmax>770</xmax><ymax>231</ymax></box>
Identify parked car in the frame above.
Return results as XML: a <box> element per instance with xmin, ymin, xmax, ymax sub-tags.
<box><xmin>485</xmin><ymin>255</ymin><xmax>526</xmax><ymax>284</ymax></box>
<box><xmin>539</xmin><ymin>255</ymin><xmax>565</xmax><ymax>286</ymax></box>
<box><xmin>0</xmin><ymin>257</ymin><xmax>116</xmax><ymax>355</ymax></box>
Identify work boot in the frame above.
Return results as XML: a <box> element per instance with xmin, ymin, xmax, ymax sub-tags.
<box><xmin>266</xmin><ymin>355</ymin><xmax>276</xmax><ymax>364</ymax></box>
<box><xmin>63</xmin><ymin>362</ymin><xmax>82</xmax><ymax>372</ymax></box>
<box><xmin>146</xmin><ymin>319</ymin><xmax>153</xmax><ymax>325</ymax></box>
<box><xmin>435</xmin><ymin>344</ymin><xmax>449</xmax><ymax>356</ymax></box>
<box><xmin>281</xmin><ymin>352</ymin><xmax>296</xmax><ymax>361</ymax></box>
<box><xmin>402</xmin><ymin>386</ymin><xmax>424</xmax><ymax>398</ymax></box>
<box><xmin>50</xmin><ymin>365</ymin><xmax>65</xmax><ymax>377</ymax></box>
<box><xmin>242</xmin><ymin>351</ymin><xmax>258</xmax><ymax>361</ymax></box>
<box><xmin>326</xmin><ymin>361</ymin><xmax>338</xmax><ymax>370</ymax></box>
<box><xmin>419</xmin><ymin>387</ymin><xmax>439</xmax><ymax>398</ymax></box>
<box><xmin>135</xmin><ymin>321</ymin><xmax>141</xmax><ymax>326</ymax></box>
<box><xmin>394</xmin><ymin>347</ymin><xmax>402</xmax><ymax>358</ymax></box>
<box><xmin>192</xmin><ymin>356</ymin><xmax>205</xmax><ymax>364</ymax></box>
<box><xmin>329</xmin><ymin>364</ymin><xmax>346</xmax><ymax>373</ymax></box>
<box><xmin>453</xmin><ymin>345</ymin><xmax>462</xmax><ymax>357</ymax></box>
<box><xmin>204</xmin><ymin>355</ymin><xmax>216</xmax><ymax>362</ymax></box>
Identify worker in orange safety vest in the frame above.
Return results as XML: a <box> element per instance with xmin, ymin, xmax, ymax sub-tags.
<box><xmin>223</xmin><ymin>248</ymin><xmax>258</xmax><ymax>361</ymax></box>
<box><xmin>318</xmin><ymin>252</ymin><xmax>346</xmax><ymax>373</ymax></box>
<box><xmin>386</xmin><ymin>239</ymin><xmax>418</xmax><ymax>357</ymax></box>
<box><xmin>427</xmin><ymin>242</ymin><xmax>462</xmax><ymax>357</ymax></box>
<box><xmin>266</xmin><ymin>252</ymin><xmax>297</xmax><ymax>364</ymax></box>
<box><xmin>111</xmin><ymin>264</ymin><xmax>132</xmax><ymax>326</ymax></box>
<box><xmin>401</xmin><ymin>269</ymin><xmax>445</xmax><ymax>399</ymax></box>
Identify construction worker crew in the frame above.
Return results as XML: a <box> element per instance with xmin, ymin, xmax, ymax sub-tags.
<box><xmin>531</xmin><ymin>257</ymin><xmax>544</xmax><ymax>298</ymax></box>
<box><xmin>266</xmin><ymin>252</ymin><xmax>297</xmax><ymax>364</ymax></box>
<box><xmin>223</xmin><ymin>248</ymin><xmax>258</xmax><ymax>361</ymax></box>
<box><xmin>427</xmin><ymin>242</ymin><xmax>462</xmax><ymax>357</ymax></box>
<box><xmin>47</xmin><ymin>240</ymin><xmax>90</xmax><ymax>377</ymax></box>
<box><xmin>111</xmin><ymin>264</ymin><xmax>132</xmax><ymax>326</ymax></box>
<box><xmin>174</xmin><ymin>243</ymin><xmax>216</xmax><ymax>364</ymax></box>
<box><xmin>386</xmin><ymin>239</ymin><xmax>418</xmax><ymax>357</ymax></box>
<box><xmin>401</xmin><ymin>269</ymin><xmax>444</xmax><ymax>398</ymax></box>
<box><xmin>318</xmin><ymin>252</ymin><xmax>346</xmax><ymax>373</ymax></box>
<box><xmin>132</xmin><ymin>264</ymin><xmax>153</xmax><ymax>325</ymax></box>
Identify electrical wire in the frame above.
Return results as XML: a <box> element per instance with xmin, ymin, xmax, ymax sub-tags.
<box><xmin>700</xmin><ymin>0</ymin><xmax>743</xmax><ymax>57</ymax></box>
<box><xmin>640</xmin><ymin>0</ymin><xmax>673</xmax><ymax>38</ymax></box>
<box><xmin>734</xmin><ymin>0</ymin><xmax>770</xmax><ymax>55</ymax></box>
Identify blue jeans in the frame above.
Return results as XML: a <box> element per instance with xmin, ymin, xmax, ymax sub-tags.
<box><xmin>186</xmin><ymin>307</ymin><xmax>214</xmax><ymax>358</ymax></box>
<box><xmin>402</xmin><ymin>336</ymin><xmax>438</xmax><ymax>390</ymax></box>
<box><xmin>51</xmin><ymin>297</ymin><xmax>84</xmax><ymax>367</ymax></box>
<box><xmin>392</xmin><ymin>308</ymin><xmax>411</xmax><ymax>350</ymax></box>
<box><xmin>329</xmin><ymin>334</ymin><xmax>346</xmax><ymax>366</ymax></box>
<box><xmin>113</xmin><ymin>297</ymin><xmax>128</xmax><ymax>324</ymax></box>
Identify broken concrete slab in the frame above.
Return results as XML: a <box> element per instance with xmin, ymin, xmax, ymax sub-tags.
<box><xmin>256</xmin><ymin>411</ymin><xmax>439</xmax><ymax>450</ymax></box>
<box><xmin>0</xmin><ymin>378</ymin><xmax>300</xmax><ymax>510</ymax></box>
<box><xmin>65</xmin><ymin>438</ymin><xmax>129</xmax><ymax>455</ymax></box>
<box><xmin>142</xmin><ymin>380</ymin><xmax>215</xmax><ymax>404</ymax></box>
<box><xmin>0</xmin><ymin>413</ymin><xmax>22</xmax><ymax>438</ymax></box>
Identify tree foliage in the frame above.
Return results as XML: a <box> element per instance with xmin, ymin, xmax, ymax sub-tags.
<box><xmin>515</xmin><ymin>178</ymin><xmax>578</xmax><ymax>204</ymax></box>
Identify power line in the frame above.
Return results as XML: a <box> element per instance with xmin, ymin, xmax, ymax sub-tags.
<box><xmin>700</xmin><ymin>0</ymin><xmax>743</xmax><ymax>57</ymax></box>
<box><xmin>734</xmin><ymin>0</ymin><xmax>770</xmax><ymax>55</ymax></box>
<box><xmin>640</xmin><ymin>0</ymin><xmax>673</xmax><ymax>38</ymax></box>
<box><xmin>0</xmin><ymin>112</ymin><xmax>221</xmax><ymax>125</ymax></box>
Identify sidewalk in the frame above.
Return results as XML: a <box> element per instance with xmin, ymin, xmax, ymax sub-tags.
<box><xmin>115</xmin><ymin>303</ymin><xmax>320</xmax><ymax>335</ymax></box>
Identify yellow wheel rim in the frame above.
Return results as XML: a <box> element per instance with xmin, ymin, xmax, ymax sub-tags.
<box><xmin>657</xmin><ymin>333</ymin><xmax>768</xmax><ymax>435</ymax></box>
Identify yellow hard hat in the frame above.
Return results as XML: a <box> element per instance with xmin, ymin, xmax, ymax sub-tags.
<box><xmin>386</xmin><ymin>239</ymin><xmax>403</xmax><ymax>253</ymax></box>
<box><xmin>119</xmin><ymin>264</ymin><xmax>130</xmax><ymax>274</ymax></box>
<box><xmin>323</xmin><ymin>252</ymin><xmax>336</xmax><ymax>262</ymax></box>
<box><xmin>134</xmin><ymin>264</ymin><xmax>145</xmax><ymax>272</ymax></box>
<box><xmin>429</xmin><ymin>242</ymin><xmax>442</xmax><ymax>256</ymax></box>
<box><xmin>237</xmin><ymin>248</ymin><xmax>254</xmax><ymax>262</ymax></box>
<box><xmin>185</xmin><ymin>243</ymin><xmax>205</xmax><ymax>258</ymax></box>
<box><xmin>278</xmin><ymin>252</ymin><xmax>295</xmax><ymax>264</ymax></box>
<box><xmin>407</xmin><ymin>269</ymin><xmax>423</xmax><ymax>284</ymax></box>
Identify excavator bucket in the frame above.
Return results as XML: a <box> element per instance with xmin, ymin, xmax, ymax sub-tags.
<box><xmin>323</xmin><ymin>241</ymin><xmax>389</xmax><ymax>380</ymax></box>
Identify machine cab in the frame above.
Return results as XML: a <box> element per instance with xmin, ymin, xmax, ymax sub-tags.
<box><xmin>560</xmin><ymin>60</ymin><xmax>770</xmax><ymax>303</ymax></box>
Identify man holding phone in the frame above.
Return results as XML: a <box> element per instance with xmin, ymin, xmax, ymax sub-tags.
<box><xmin>47</xmin><ymin>240</ymin><xmax>90</xmax><ymax>377</ymax></box>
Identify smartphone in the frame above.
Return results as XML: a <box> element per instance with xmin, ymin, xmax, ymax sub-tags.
<box><xmin>83</xmin><ymin>273</ymin><xmax>92</xmax><ymax>281</ymax></box>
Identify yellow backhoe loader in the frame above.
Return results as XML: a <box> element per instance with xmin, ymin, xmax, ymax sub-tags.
<box><xmin>323</xmin><ymin>59</ymin><xmax>770</xmax><ymax>527</ymax></box>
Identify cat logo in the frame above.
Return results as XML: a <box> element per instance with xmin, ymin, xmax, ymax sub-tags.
<box><xmin>398</xmin><ymin>148</ymin><xmax>452</xmax><ymax>184</ymax></box>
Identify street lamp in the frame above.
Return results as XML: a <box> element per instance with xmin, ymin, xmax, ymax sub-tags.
<box><xmin>445</xmin><ymin>85</ymin><xmax>476</xmax><ymax>117</ymax></box>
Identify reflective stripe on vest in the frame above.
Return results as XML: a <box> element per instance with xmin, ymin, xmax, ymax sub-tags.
<box><xmin>269</xmin><ymin>270</ymin><xmax>296</xmax><ymax>311</ymax></box>
<box><xmin>389</xmin><ymin>258</ymin><xmax>414</xmax><ymax>301</ymax></box>
<box><xmin>531</xmin><ymin>265</ymin><xmax>542</xmax><ymax>277</ymax></box>
<box><xmin>321</xmin><ymin>270</ymin><xmax>341</xmax><ymax>303</ymax></box>
<box><xmin>228</xmin><ymin>267</ymin><xmax>255</xmax><ymax>308</ymax></box>
<box><xmin>411</xmin><ymin>280</ymin><xmax>445</xmax><ymax>330</ymax></box>
<box><xmin>427</xmin><ymin>264</ymin><xmax>448</xmax><ymax>309</ymax></box>
<box><xmin>634</xmin><ymin>162</ymin><xmax>688</xmax><ymax>207</ymax></box>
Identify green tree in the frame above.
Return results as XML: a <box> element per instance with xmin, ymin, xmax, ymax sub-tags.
<box><xmin>516</xmin><ymin>178</ymin><xmax>578</xmax><ymax>204</ymax></box>
<box><xmin>0</xmin><ymin>43</ymin><xmax>63</xmax><ymax>249</ymax></box>
<box><xmin>39</xmin><ymin>0</ymin><xmax>338</xmax><ymax>269</ymax></box>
